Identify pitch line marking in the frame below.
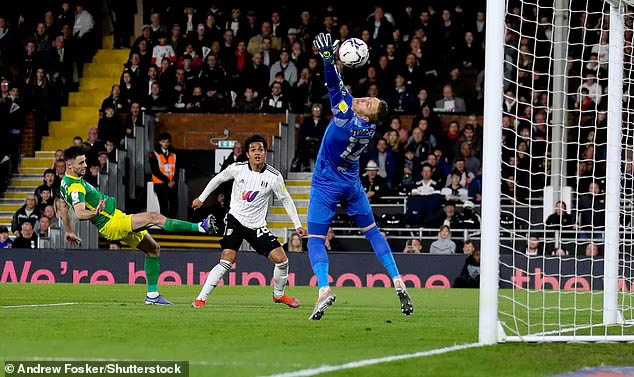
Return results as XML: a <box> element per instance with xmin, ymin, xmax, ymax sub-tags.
<box><xmin>260</xmin><ymin>342</ymin><xmax>484</xmax><ymax>377</ymax></box>
<box><xmin>1</xmin><ymin>302</ymin><xmax>79</xmax><ymax>309</ymax></box>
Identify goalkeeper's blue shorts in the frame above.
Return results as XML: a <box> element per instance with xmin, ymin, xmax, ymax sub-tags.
<box><xmin>307</xmin><ymin>181</ymin><xmax>374</xmax><ymax>236</ymax></box>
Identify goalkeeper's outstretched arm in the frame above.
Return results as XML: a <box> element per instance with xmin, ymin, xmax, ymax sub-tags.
<box><xmin>314</xmin><ymin>33</ymin><xmax>353</xmax><ymax>125</ymax></box>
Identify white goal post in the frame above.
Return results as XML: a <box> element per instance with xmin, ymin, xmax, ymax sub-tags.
<box><xmin>479</xmin><ymin>0</ymin><xmax>634</xmax><ymax>343</ymax></box>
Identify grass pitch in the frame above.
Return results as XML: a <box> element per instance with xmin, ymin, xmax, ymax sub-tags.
<box><xmin>1</xmin><ymin>284</ymin><xmax>633</xmax><ymax>377</ymax></box>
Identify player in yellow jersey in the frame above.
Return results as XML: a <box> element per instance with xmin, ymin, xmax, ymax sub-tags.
<box><xmin>59</xmin><ymin>146</ymin><xmax>217</xmax><ymax>305</ymax></box>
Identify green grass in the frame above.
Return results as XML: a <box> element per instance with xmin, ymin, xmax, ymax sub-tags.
<box><xmin>0</xmin><ymin>285</ymin><xmax>633</xmax><ymax>377</ymax></box>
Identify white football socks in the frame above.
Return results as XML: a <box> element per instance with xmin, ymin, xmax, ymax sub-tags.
<box><xmin>273</xmin><ymin>262</ymin><xmax>289</xmax><ymax>299</ymax></box>
<box><xmin>197</xmin><ymin>259</ymin><xmax>232</xmax><ymax>301</ymax></box>
<box><xmin>393</xmin><ymin>277</ymin><xmax>405</xmax><ymax>290</ymax></box>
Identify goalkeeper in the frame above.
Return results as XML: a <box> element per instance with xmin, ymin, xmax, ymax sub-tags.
<box><xmin>59</xmin><ymin>146</ymin><xmax>216</xmax><ymax>305</ymax></box>
<box><xmin>306</xmin><ymin>33</ymin><xmax>414</xmax><ymax>320</ymax></box>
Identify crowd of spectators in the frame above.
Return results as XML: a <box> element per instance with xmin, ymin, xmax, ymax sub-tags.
<box><xmin>0</xmin><ymin>2</ymin><xmax>101</xmax><ymax>175</ymax></box>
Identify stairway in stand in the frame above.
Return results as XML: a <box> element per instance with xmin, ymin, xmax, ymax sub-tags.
<box><xmin>268</xmin><ymin>172</ymin><xmax>312</xmax><ymax>240</ymax></box>
<box><xmin>0</xmin><ymin>36</ymin><xmax>128</xmax><ymax>230</ymax></box>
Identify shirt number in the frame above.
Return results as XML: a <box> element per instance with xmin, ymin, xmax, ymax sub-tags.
<box><xmin>340</xmin><ymin>136</ymin><xmax>369</xmax><ymax>162</ymax></box>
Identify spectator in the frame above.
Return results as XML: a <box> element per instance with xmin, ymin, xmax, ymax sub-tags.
<box><xmin>104</xmin><ymin>140</ymin><xmax>118</xmax><ymax>162</ymax></box>
<box><xmin>97</xmin><ymin>151</ymin><xmax>109</xmax><ymax>174</ymax></box>
<box><xmin>283</xmin><ymin>233</ymin><xmax>304</xmax><ymax>252</ymax></box>
<box><xmin>578</xmin><ymin>182</ymin><xmax>605</xmax><ymax>237</ymax></box>
<box><xmin>545</xmin><ymin>201</ymin><xmax>577</xmax><ymax>239</ymax></box>
<box><xmin>11</xmin><ymin>194</ymin><xmax>41</xmax><ymax>237</ymax></box>
<box><xmin>152</xmin><ymin>34</ymin><xmax>176</xmax><ymax>65</ymax></box>
<box><xmin>406</xmin><ymin>125</ymin><xmax>433</xmax><ymax>160</ymax></box>
<box><xmin>83</xmin><ymin>128</ymin><xmax>105</xmax><ymax>164</ymax></box>
<box><xmin>368</xmin><ymin>6</ymin><xmax>393</xmax><ymax>49</ymax></box>
<box><xmin>361</xmin><ymin>160</ymin><xmax>388</xmax><ymax>203</ymax></box>
<box><xmin>98</xmin><ymin>106</ymin><xmax>124</xmax><ymax>146</ymax></box>
<box><xmin>585</xmin><ymin>243</ymin><xmax>601</xmax><ymax>257</ymax></box>
<box><xmin>37</xmin><ymin>188</ymin><xmax>54</xmax><ymax>212</ymax></box>
<box><xmin>403</xmin><ymin>239</ymin><xmax>423</xmax><ymax>253</ymax></box>
<box><xmin>460</xmin><ymin>142</ymin><xmax>481</xmax><ymax>175</ymax></box>
<box><xmin>387</xmin><ymin>74</ymin><xmax>416</xmax><ymax>114</ymax></box>
<box><xmin>269</xmin><ymin>48</ymin><xmax>297</xmax><ymax>86</ymax></box>
<box><xmin>54</xmin><ymin>159</ymin><xmax>66</xmax><ymax>181</ymax></box>
<box><xmin>429</xmin><ymin>225</ymin><xmax>456</xmax><ymax>254</ymax></box>
<box><xmin>435</xmin><ymin>84</ymin><xmax>467</xmax><ymax>112</ymax></box>
<box><xmin>400</xmin><ymin>146</ymin><xmax>421</xmax><ymax>189</ymax></box>
<box><xmin>371</xmin><ymin>138</ymin><xmax>399</xmax><ymax>188</ymax></box>
<box><xmin>0</xmin><ymin>226</ymin><xmax>12</xmax><ymax>248</ymax></box>
<box><xmin>124</xmin><ymin>103</ymin><xmax>143</xmax><ymax>137</ymax></box>
<box><xmin>244</xmin><ymin>53</ymin><xmax>270</xmax><ymax>96</ymax></box>
<box><xmin>453</xmin><ymin>249</ymin><xmax>480</xmax><ymax>288</ymax></box>
<box><xmin>462</xmin><ymin>239</ymin><xmax>475</xmax><ymax>255</ymax></box>
<box><xmin>144</xmin><ymin>82</ymin><xmax>168</xmax><ymax>114</ymax></box>
<box><xmin>294</xmin><ymin>104</ymin><xmax>327</xmax><ymax>171</ymax></box>
<box><xmin>455</xmin><ymin>201</ymin><xmax>481</xmax><ymax>230</ymax></box>
<box><xmin>35</xmin><ymin>168</ymin><xmax>60</xmax><ymax>200</ymax></box>
<box><xmin>35</xmin><ymin>216</ymin><xmax>51</xmax><ymax>237</ymax></box>
<box><xmin>411</xmin><ymin>163</ymin><xmax>440</xmax><ymax>196</ymax></box>
<box><xmin>427</xmin><ymin>153</ymin><xmax>447</xmax><ymax>187</ymax></box>
<box><xmin>12</xmin><ymin>222</ymin><xmax>38</xmax><ymax>249</ymax></box>
<box><xmin>441</xmin><ymin>170</ymin><xmax>468</xmax><ymax>203</ymax></box>
<box><xmin>72</xmin><ymin>3</ymin><xmax>95</xmax><ymax>79</ymax></box>
<box><xmin>150</xmin><ymin>132</ymin><xmax>179</xmax><ymax>217</ymax></box>
<box><xmin>324</xmin><ymin>228</ymin><xmax>342</xmax><ymax>251</ymax></box>
<box><xmin>525</xmin><ymin>235</ymin><xmax>544</xmax><ymax>256</ymax></box>
<box><xmin>260</xmin><ymin>81</ymin><xmax>288</xmax><ymax>113</ymax></box>
<box><xmin>35</xmin><ymin>205</ymin><xmax>57</xmax><ymax>233</ymax></box>
<box><xmin>235</xmin><ymin>87</ymin><xmax>261</xmax><ymax>113</ymax></box>
<box><xmin>247</xmin><ymin>21</ymin><xmax>282</xmax><ymax>56</ymax></box>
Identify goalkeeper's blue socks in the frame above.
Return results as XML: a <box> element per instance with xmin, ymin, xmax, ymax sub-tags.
<box><xmin>365</xmin><ymin>227</ymin><xmax>401</xmax><ymax>279</ymax></box>
<box><xmin>308</xmin><ymin>237</ymin><xmax>330</xmax><ymax>291</ymax></box>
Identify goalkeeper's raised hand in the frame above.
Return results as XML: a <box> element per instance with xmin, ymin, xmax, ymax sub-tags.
<box><xmin>313</xmin><ymin>33</ymin><xmax>340</xmax><ymax>65</ymax></box>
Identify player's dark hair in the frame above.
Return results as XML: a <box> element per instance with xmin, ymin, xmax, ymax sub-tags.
<box><xmin>372</xmin><ymin>100</ymin><xmax>389</xmax><ymax>126</ymax></box>
<box><xmin>244</xmin><ymin>135</ymin><xmax>267</xmax><ymax>151</ymax></box>
<box><xmin>64</xmin><ymin>146</ymin><xmax>85</xmax><ymax>162</ymax></box>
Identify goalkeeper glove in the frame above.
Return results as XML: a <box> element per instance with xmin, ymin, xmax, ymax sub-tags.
<box><xmin>313</xmin><ymin>33</ymin><xmax>340</xmax><ymax>66</ymax></box>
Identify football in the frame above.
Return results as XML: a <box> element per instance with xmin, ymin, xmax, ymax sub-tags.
<box><xmin>338</xmin><ymin>38</ymin><xmax>370</xmax><ymax>68</ymax></box>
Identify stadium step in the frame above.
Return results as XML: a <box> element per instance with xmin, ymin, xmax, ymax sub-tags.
<box><xmin>20</xmin><ymin>157</ymin><xmax>55</xmax><ymax>168</ymax></box>
<box><xmin>286</xmin><ymin>180</ymin><xmax>311</xmax><ymax>186</ymax></box>
<box><xmin>271</xmin><ymin>207</ymin><xmax>308</xmax><ymax>215</ymax></box>
<box><xmin>69</xmin><ymin>90</ymin><xmax>109</xmax><ymax>107</ymax></box>
<box><xmin>61</xmin><ymin>107</ymin><xmax>99</xmax><ymax>123</ymax></box>
<box><xmin>267</xmin><ymin>214</ymin><xmax>308</xmax><ymax>222</ymax></box>
<box><xmin>19</xmin><ymin>167</ymin><xmax>49</xmax><ymax>175</ymax></box>
<box><xmin>287</xmin><ymin>172</ymin><xmax>313</xmax><ymax>180</ymax></box>
<box><xmin>85</xmin><ymin>62</ymin><xmax>124</xmax><ymax>77</ymax></box>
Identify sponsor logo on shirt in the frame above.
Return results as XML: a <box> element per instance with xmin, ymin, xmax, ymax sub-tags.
<box><xmin>241</xmin><ymin>191</ymin><xmax>260</xmax><ymax>202</ymax></box>
<box><xmin>338</xmin><ymin>101</ymin><xmax>348</xmax><ymax>113</ymax></box>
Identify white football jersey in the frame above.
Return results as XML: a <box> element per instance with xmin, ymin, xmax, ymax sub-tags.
<box><xmin>198</xmin><ymin>162</ymin><xmax>302</xmax><ymax>230</ymax></box>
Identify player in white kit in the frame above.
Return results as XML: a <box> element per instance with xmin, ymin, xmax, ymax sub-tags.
<box><xmin>191</xmin><ymin>135</ymin><xmax>306</xmax><ymax>309</ymax></box>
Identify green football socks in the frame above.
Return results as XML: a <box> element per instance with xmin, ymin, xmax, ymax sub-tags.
<box><xmin>163</xmin><ymin>218</ymin><xmax>200</xmax><ymax>233</ymax></box>
<box><xmin>145</xmin><ymin>256</ymin><xmax>160</xmax><ymax>295</ymax></box>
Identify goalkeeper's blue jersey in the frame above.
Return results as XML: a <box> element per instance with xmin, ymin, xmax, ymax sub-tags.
<box><xmin>313</xmin><ymin>65</ymin><xmax>376</xmax><ymax>185</ymax></box>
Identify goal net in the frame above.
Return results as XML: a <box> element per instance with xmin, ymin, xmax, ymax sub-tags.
<box><xmin>479</xmin><ymin>0</ymin><xmax>634</xmax><ymax>342</ymax></box>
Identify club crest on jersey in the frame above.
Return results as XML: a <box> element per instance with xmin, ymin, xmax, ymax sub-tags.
<box><xmin>338</xmin><ymin>101</ymin><xmax>348</xmax><ymax>113</ymax></box>
<box><xmin>241</xmin><ymin>191</ymin><xmax>260</xmax><ymax>202</ymax></box>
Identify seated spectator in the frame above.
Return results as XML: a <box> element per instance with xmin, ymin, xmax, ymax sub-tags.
<box><xmin>97</xmin><ymin>106</ymin><xmax>124</xmax><ymax>146</ymax></box>
<box><xmin>97</xmin><ymin>151</ymin><xmax>109</xmax><ymax>174</ymax></box>
<box><xmin>247</xmin><ymin>21</ymin><xmax>282</xmax><ymax>56</ymax></box>
<box><xmin>35</xmin><ymin>216</ymin><xmax>51</xmax><ymax>237</ymax></box>
<box><xmin>455</xmin><ymin>201</ymin><xmax>481</xmax><ymax>230</ymax></box>
<box><xmin>83</xmin><ymin>127</ymin><xmax>105</xmax><ymax>165</ymax></box>
<box><xmin>435</xmin><ymin>84</ymin><xmax>466</xmax><ymax>112</ymax></box>
<box><xmin>406</xmin><ymin>125</ymin><xmax>433</xmax><ymax>160</ymax></box>
<box><xmin>85</xmin><ymin>165</ymin><xmax>100</xmax><ymax>187</ymax></box>
<box><xmin>426</xmin><ymin>153</ymin><xmax>446</xmax><ymax>185</ymax></box>
<box><xmin>35</xmin><ymin>168</ymin><xmax>60</xmax><ymax>200</ymax></box>
<box><xmin>235</xmin><ymin>87</ymin><xmax>261</xmax><ymax>113</ymax></box>
<box><xmin>429</xmin><ymin>225</ymin><xmax>456</xmax><ymax>254</ymax></box>
<box><xmin>101</xmin><ymin>85</ymin><xmax>126</xmax><ymax>114</ymax></box>
<box><xmin>0</xmin><ymin>226</ymin><xmax>13</xmax><ymax>248</ymax></box>
<box><xmin>260</xmin><ymin>81</ymin><xmax>288</xmax><ymax>113</ymax></box>
<box><xmin>283</xmin><ymin>233</ymin><xmax>304</xmax><ymax>252</ymax></box>
<box><xmin>462</xmin><ymin>239</ymin><xmax>475</xmax><ymax>255</ymax></box>
<box><xmin>545</xmin><ymin>201</ymin><xmax>577</xmax><ymax>239</ymax></box>
<box><xmin>293</xmin><ymin>103</ymin><xmax>327</xmax><ymax>171</ymax></box>
<box><xmin>324</xmin><ymin>228</ymin><xmax>343</xmax><ymax>251</ymax></box>
<box><xmin>403</xmin><ymin>239</ymin><xmax>423</xmax><ymax>253</ymax></box>
<box><xmin>73</xmin><ymin>136</ymin><xmax>83</xmax><ymax>147</ymax></box>
<box><xmin>35</xmin><ymin>205</ymin><xmax>57</xmax><ymax>233</ymax></box>
<box><xmin>104</xmin><ymin>140</ymin><xmax>118</xmax><ymax>162</ymax></box>
<box><xmin>209</xmin><ymin>193</ymin><xmax>229</xmax><ymax>234</ymax></box>
<box><xmin>401</xmin><ymin>146</ymin><xmax>421</xmax><ymax>184</ymax></box>
<box><xmin>185</xmin><ymin>87</ymin><xmax>205</xmax><ymax>113</ymax></box>
<box><xmin>525</xmin><ymin>235</ymin><xmax>544</xmax><ymax>256</ymax></box>
<box><xmin>584</xmin><ymin>243</ymin><xmax>601</xmax><ymax>257</ymax></box>
<box><xmin>124</xmin><ymin>103</ymin><xmax>143</xmax><ymax>137</ymax></box>
<box><xmin>371</xmin><ymin>138</ymin><xmax>399</xmax><ymax>188</ymax></box>
<box><xmin>361</xmin><ymin>160</ymin><xmax>388</xmax><ymax>203</ymax></box>
<box><xmin>144</xmin><ymin>82</ymin><xmax>169</xmax><ymax>114</ymax></box>
<box><xmin>441</xmin><ymin>171</ymin><xmax>468</xmax><ymax>203</ymax></box>
<box><xmin>447</xmin><ymin>157</ymin><xmax>475</xmax><ymax>188</ymax></box>
<box><xmin>152</xmin><ymin>34</ymin><xmax>176</xmax><ymax>65</ymax></box>
<box><xmin>469</xmin><ymin>167</ymin><xmax>483</xmax><ymax>203</ymax></box>
<box><xmin>434</xmin><ymin>147</ymin><xmax>452</xmax><ymax>178</ymax></box>
<box><xmin>578</xmin><ymin>182</ymin><xmax>605</xmax><ymax>236</ymax></box>
<box><xmin>119</xmin><ymin>72</ymin><xmax>140</xmax><ymax>106</ymax></box>
<box><xmin>411</xmin><ymin>163</ymin><xmax>440</xmax><ymax>196</ymax></box>
<box><xmin>37</xmin><ymin>188</ymin><xmax>54</xmax><ymax>212</ymax></box>
<box><xmin>269</xmin><ymin>48</ymin><xmax>297</xmax><ymax>86</ymax></box>
<box><xmin>460</xmin><ymin>142</ymin><xmax>481</xmax><ymax>176</ymax></box>
<box><xmin>12</xmin><ymin>222</ymin><xmax>38</xmax><ymax>249</ymax></box>
<box><xmin>54</xmin><ymin>159</ymin><xmax>66</xmax><ymax>181</ymax></box>
<box><xmin>11</xmin><ymin>194</ymin><xmax>41</xmax><ymax>237</ymax></box>
<box><xmin>386</xmin><ymin>74</ymin><xmax>416</xmax><ymax>114</ymax></box>
<box><xmin>245</xmin><ymin>52</ymin><xmax>270</xmax><ymax>96</ymax></box>
<box><xmin>453</xmin><ymin>249</ymin><xmax>480</xmax><ymax>288</ymax></box>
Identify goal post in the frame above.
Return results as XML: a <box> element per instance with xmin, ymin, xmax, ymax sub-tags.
<box><xmin>480</xmin><ymin>0</ymin><xmax>634</xmax><ymax>343</ymax></box>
